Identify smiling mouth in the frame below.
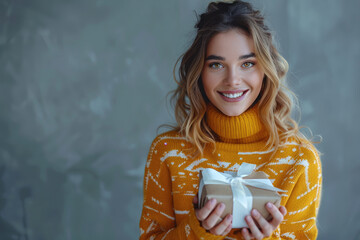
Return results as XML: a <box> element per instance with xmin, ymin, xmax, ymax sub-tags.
<box><xmin>218</xmin><ymin>90</ymin><xmax>248</xmax><ymax>99</ymax></box>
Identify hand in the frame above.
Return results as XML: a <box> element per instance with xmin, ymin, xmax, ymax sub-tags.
<box><xmin>241</xmin><ymin>203</ymin><xmax>287</xmax><ymax>240</ymax></box>
<box><xmin>192</xmin><ymin>195</ymin><xmax>233</xmax><ymax>236</ymax></box>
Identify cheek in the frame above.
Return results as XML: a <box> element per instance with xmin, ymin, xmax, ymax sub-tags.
<box><xmin>249</xmin><ymin>71</ymin><xmax>264</xmax><ymax>90</ymax></box>
<box><xmin>201</xmin><ymin>72</ymin><xmax>216</xmax><ymax>93</ymax></box>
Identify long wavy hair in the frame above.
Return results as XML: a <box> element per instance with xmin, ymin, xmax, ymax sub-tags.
<box><xmin>166</xmin><ymin>0</ymin><xmax>318</xmax><ymax>157</ymax></box>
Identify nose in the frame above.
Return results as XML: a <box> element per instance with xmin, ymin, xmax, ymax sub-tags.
<box><xmin>224</xmin><ymin>66</ymin><xmax>241</xmax><ymax>86</ymax></box>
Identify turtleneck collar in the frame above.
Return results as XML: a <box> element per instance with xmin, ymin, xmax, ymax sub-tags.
<box><xmin>205</xmin><ymin>102</ymin><xmax>269</xmax><ymax>145</ymax></box>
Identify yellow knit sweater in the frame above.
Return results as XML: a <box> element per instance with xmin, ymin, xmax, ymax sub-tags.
<box><xmin>139</xmin><ymin>104</ymin><xmax>322</xmax><ymax>240</ymax></box>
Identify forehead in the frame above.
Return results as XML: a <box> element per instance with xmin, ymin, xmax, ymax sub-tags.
<box><xmin>206</xmin><ymin>29</ymin><xmax>254</xmax><ymax>58</ymax></box>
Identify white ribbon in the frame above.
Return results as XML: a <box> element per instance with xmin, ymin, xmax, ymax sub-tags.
<box><xmin>198</xmin><ymin>163</ymin><xmax>286</xmax><ymax>228</ymax></box>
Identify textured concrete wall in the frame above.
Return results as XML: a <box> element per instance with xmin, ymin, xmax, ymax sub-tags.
<box><xmin>0</xmin><ymin>0</ymin><xmax>359</xmax><ymax>239</ymax></box>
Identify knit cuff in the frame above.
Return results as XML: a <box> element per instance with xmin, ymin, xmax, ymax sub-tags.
<box><xmin>188</xmin><ymin>207</ymin><xmax>226</xmax><ymax>240</ymax></box>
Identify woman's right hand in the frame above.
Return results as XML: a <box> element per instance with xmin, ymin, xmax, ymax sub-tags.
<box><xmin>193</xmin><ymin>195</ymin><xmax>233</xmax><ymax>236</ymax></box>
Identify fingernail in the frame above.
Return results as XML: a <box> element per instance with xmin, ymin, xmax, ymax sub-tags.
<box><xmin>267</xmin><ymin>202</ymin><xmax>273</xmax><ymax>209</ymax></box>
<box><xmin>252</xmin><ymin>209</ymin><xmax>259</xmax><ymax>217</ymax></box>
<box><xmin>219</xmin><ymin>203</ymin><xmax>225</xmax><ymax>210</ymax></box>
<box><xmin>227</xmin><ymin>214</ymin><xmax>233</xmax><ymax>220</ymax></box>
<box><xmin>210</xmin><ymin>199</ymin><xmax>216</xmax><ymax>206</ymax></box>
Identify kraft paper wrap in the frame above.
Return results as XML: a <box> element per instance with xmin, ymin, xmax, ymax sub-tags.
<box><xmin>198</xmin><ymin>164</ymin><xmax>285</xmax><ymax>228</ymax></box>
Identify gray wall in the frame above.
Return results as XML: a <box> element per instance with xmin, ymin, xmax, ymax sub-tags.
<box><xmin>0</xmin><ymin>0</ymin><xmax>359</xmax><ymax>239</ymax></box>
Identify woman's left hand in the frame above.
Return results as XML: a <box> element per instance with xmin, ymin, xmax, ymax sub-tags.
<box><xmin>241</xmin><ymin>202</ymin><xmax>287</xmax><ymax>240</ymax></box>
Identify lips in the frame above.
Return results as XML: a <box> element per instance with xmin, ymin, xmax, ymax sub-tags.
<box><xmin>218</xmin><ymin>89</ymin><xmax>248</xmax><ymax>102</ymax></box>
<box><xmin>219</xmin><ymin>90</ymin><xmax>247</xmax><ymax>94</ymax></box>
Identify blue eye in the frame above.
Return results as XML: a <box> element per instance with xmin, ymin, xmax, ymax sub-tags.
<box><xmin>209</xmin><ymin>62</ymin><xmax>223</xmax><ymax>69</ymax></box>
<box><xmin>242</xmin><ymin>62</ymin><xmax>254</xmax><ymax>68</ymax></box>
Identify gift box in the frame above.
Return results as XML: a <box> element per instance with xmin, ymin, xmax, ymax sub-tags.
<box><xmin>198</xmin><ymin>163</ymin><xmax>285</xmax><ymax>228</ymax></box>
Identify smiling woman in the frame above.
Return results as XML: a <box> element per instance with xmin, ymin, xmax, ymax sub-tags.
<box><xmin>139</xmin><ymin>1</ymin><xmax>322</xmax><ymax>239</ymax></box>
<box><xmin>201</xmin><ymin>29</ymin><xmax>264</xmax><ymax>117</ymax></box>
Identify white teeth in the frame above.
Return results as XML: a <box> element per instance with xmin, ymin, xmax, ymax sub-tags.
<box><xmin>222</xmin><ymin>92</ymin><xmax>244</xmax><ymax>98</ymax></box>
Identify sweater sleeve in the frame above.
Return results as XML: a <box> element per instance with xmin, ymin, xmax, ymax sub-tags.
<box><xmin>139</xmin><ymin>136</ymin><xmax>225</xmax><ymax>240</ymax></box>
<box><xmin>277</xmin><ymin>145</ymin><xmax>323</xmax><ymax>240</ymax></box>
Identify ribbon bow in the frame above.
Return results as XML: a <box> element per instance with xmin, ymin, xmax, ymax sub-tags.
<box><xmin>199</xmin><ymin>163</ymin><xmax>286</xmax><ymax>227</ymax></box>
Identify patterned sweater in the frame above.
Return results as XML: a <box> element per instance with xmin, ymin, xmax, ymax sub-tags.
<box><xmin>139</xmin><ymin>103</ymin><xmax>322</xmax><ymax>240</ymax></box>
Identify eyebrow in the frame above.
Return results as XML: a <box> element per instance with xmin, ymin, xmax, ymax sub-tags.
<box><xmin>205</xmin><ymin>52</ymin><xmax>256</xmax><ymax>61</ymax></box>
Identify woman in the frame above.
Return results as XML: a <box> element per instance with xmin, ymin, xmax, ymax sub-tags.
<box><xmin>139</xmin><ymin>1</ymin><xmax>322</xmax><ymax>239</ymax></box>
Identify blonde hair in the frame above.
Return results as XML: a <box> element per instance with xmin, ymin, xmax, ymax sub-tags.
<box><xmin>166</xmin><ymin>0</ymin><xmax>319</xmax><ymax>157</ymax></box>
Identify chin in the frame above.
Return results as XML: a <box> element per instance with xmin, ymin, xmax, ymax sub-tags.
<box><xmin>221</xmin><ymin>109</ymin><xmax>245</xmax><ymax>117</ymax></box>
